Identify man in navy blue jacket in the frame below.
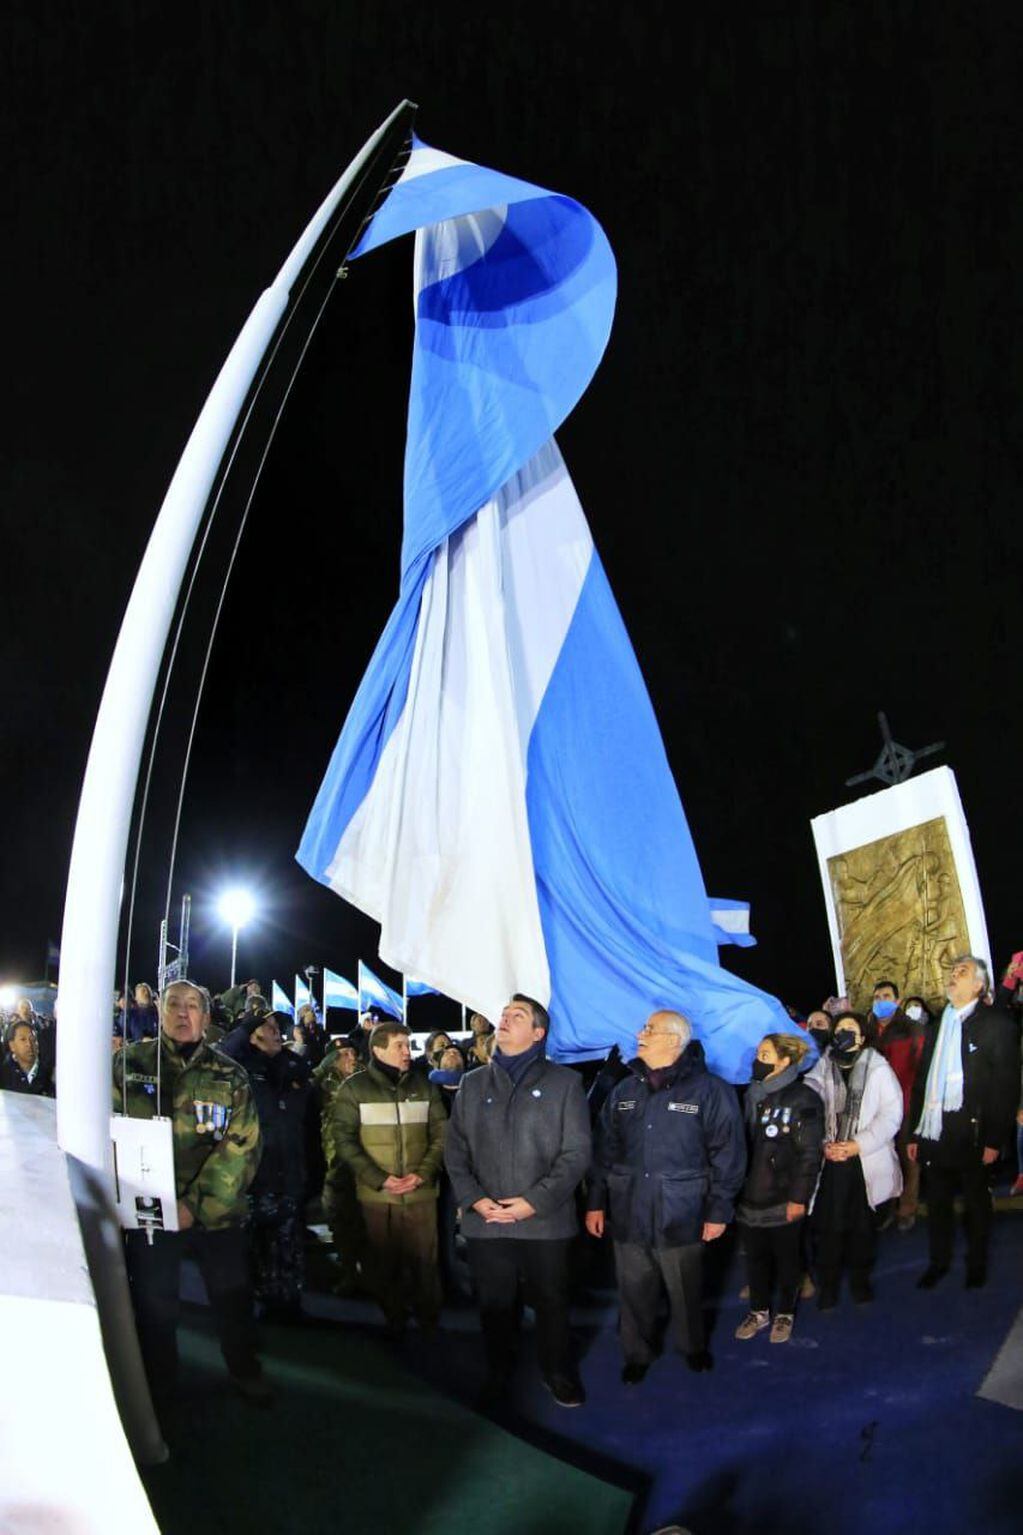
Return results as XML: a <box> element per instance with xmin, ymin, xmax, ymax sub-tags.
<box><xmin>586</xmin><ymin>1011</ymin><xmax>745</xmax><ymax>1380</ymax></box>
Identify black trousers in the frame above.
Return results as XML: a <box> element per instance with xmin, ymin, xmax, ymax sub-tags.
<box><xmin>466</xmin><ymin>1237</ymin><xmax>573</xmax><ymax>1381</ymax></box>
<box><xmin>923</xmin><ymin>1158</ymin><xmax>992</xmax><ymax>1271</ymax></box>
<box><xmin>125</xmin><ymin>1225</ymin><xmax>261</xmax><ymax>1399</ymax></box>
<box><xmin>742</xmin><ymin>1219</ymin><xmax>804</xmax><ymax>1313</ymax></box>
<box><xmin>613</xmin><ymin>1240</ymin><xmax>704</xmax><ymax>1362</ymax></box>
<box><xmin>812</xmin><ymin>1159</ymin><xmax>876</xmax><ymax>1295</ymax></box>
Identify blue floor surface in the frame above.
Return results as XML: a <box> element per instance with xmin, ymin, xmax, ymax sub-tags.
<box><xmin>388</xmin><ymin>1213</ymin><xmax>1023</xmax><ymax>1535</ymax></box>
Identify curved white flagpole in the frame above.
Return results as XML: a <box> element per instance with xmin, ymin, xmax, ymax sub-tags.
<box><xmin>56</xmin><ymin>100</ymin><xmax>415</xmax><ymax>1461</ymax></box>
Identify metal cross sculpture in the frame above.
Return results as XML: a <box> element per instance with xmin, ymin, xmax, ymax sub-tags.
<box><xmin>845</xmin><ymin>712</ymin><xmax>946</xmax><ymax>789</ymax></box>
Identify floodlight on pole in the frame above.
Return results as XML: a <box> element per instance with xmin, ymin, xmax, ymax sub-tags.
<box><xmin>217</xmin><ymin>888</ymin><xmax>256</xmax><ymax>989</ymax></box>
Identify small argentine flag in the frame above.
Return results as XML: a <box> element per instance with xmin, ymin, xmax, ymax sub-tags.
<box><xmin>271</xmin><ymin>981</ymin><xmax>295</xmax><ymax>1017</ymax></box>
<box><xmin>294</xmin><ymin>975</ymin><xmax>318</xmax><ymax>1019</ymax></box>
<box><xmin>323</xmin><ymin>968</ymin><xmax>360</xmax><ymax>1012</ymax></box>
<box><xmin>298</xmin><ymin>136</ymin><xmax>788</xmax><ymax>1081</ymax></box>
<box><xmin>358</xmin><ymin>961</ymin><xmax>403</xmax><ymax>1020</ymax></box>
<box><xmin>708</xmin><ymin>899</ymin><xmax>757</xmax><ymax>949</ymax></box>
<box><xmin>405</xmin><ymin>978</ymin><xmax>440</xmax><ymax>999</ymax></box>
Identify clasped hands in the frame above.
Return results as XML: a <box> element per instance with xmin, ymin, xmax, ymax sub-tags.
<box><xmin>383</xmin><ymin>1173</ymin><xmax>424</xmax><ymax>1195</ymax></box>
<box><xmin>824</xmin><ymin>1139</ymin><xmax>859</xmax><ymax>1162</ymax></box>
<box><xmin>473</xmin><ymin>1196</ymin><xmax>536</xmax><ymax>1224</ymax></box>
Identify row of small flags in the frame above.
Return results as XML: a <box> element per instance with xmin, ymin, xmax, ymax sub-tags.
<box><xmin>270</xmin><ymin>962</ymin><xmax>438</xmax><ymax>1023</ymax></box>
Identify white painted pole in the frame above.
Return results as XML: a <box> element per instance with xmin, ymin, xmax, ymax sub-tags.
<box><xmin>56</xmin><ymin>98</ymin><xmax>413</xmax><ymax>1175</ymax></box>
<box><xmin>54</xmin><ymin>103</ymin><xmax>415</xmax><ymax>1462</ymax></box>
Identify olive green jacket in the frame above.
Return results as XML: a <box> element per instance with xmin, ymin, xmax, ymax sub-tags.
<box><xmin>113</xmin><ymin>1034</ymin><xmax>262</xmax><ymax>1229</ymax></box>
<box><xmin>327</xmin><ymin>1063</ymin><xmax>446</xmax><ymax>1206</ymax></box>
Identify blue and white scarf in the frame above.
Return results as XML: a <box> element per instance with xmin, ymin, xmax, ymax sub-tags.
<box><xmin>916</xmin><ymin>1002</ymin><xmax>969</xmax><ymax>1142</ymax></box>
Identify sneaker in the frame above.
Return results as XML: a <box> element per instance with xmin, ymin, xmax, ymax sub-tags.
<box><xmin>769</xmin><ymin>1313</ymin><xmax>794</xmax><ymax>1344</ymax></box>
<box><xmin>231</xmin><ymin>1372</ymin><xmax>274</xmax><ymax>1408</ymax></box>
<box><xmin>544</xmin><ymin>1375</ymin><xmax>586</xmax><ymax>1408</ymax></box>
<box><xmin>734</xmin><ymin>1309</ymin><xmax>770</xmax><ymax>1341</ymax></box>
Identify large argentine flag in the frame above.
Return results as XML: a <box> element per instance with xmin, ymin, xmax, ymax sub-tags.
<box><xmin>298</xmin><ymin>138</ymin><xmax>789</xmax><ymax>1080</ymax></box>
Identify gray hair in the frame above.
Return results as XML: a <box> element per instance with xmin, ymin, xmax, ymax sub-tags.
<box><xmin>161</xmin><ymin>979</ymin><xmax>211</xmax><ymax>1016</ymax></box>
<box><xmin>650</xmin><ymin>1010</ymin><xmax>693</xmax><ymax>1049</ymax></box>
<box><xmin>951</xmin><ymin>953</ymin><xmax>990</xmax><ymax>995</ymax></box>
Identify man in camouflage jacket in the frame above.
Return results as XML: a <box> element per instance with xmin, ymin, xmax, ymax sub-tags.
<box><xmin>313</xmin><ymin>1039</ymin><xmax>365</xmax><ymax>1291</ymax></box>
<box><xmin>327</xmin><ymin>1021</ymin><xmax>446</xmax><ymax>1333</ymax></box>
<box><xmin>114</xmin><ymin>980</ymin><xmax>270</xmax><ymax>1407</ymax></box>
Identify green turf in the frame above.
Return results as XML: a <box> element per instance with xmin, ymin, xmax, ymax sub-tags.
<box><xmin>142</xmin><ymin>1314</ymin><xmax>633</xmax><ymax>1535</ymax></box>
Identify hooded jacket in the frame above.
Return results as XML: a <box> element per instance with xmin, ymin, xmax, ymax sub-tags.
<box><xmin>587</xmin><ymin>1042</ymin><xmax>745</xmax><ymax>1247</ymax></box>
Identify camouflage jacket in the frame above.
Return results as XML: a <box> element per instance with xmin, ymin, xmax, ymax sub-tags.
<box><xmin>327</xmin><ymin>1063</ymin><xmax>446</xmax><ymax>1206</ymax></box>
<box><xmin>313</xmin><ymin>1054</ymin><xmax>349</xmax><ymax>1168</ymax></box>
<box><xmin>113</xmin><ymin>1035</ymin><xmax>262</xmax><ymax>1230</ymax></box>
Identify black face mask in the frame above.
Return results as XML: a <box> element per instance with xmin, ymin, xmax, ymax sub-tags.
<box><xmin>832</xmin><ymin>1029</ymin><xmax>859</xmax><ymax>1056</ymax></box>
<box><xmin>750</xmin><ymin>1059</ymin><xmax>774</xmax><ymax>1082</ymax></box>
<box><xmin>809</xmin><ymin>1028</ymin><xmax>832</xmax><ymax>1052</ymax></box>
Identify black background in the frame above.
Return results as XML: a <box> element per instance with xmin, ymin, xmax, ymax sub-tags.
<box><xmin>4</xmin><ymin>2</ymin><xmax>1020</xmax><ymax>1014</ymax></box>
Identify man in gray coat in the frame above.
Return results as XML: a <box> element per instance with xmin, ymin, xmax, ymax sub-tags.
<box><xmin>445</xmin><ymin>993</ymin><xmax>591</xmax><ymax>1407</ymax></box>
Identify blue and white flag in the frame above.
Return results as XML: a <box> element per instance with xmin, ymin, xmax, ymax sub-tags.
<box><xmin>323</xmin><ymin>967</ymin><xmax>360</xmax><ymax>1012</ymax></box>
<box><xmin>358</xmin><ymin>961</ymin><xmax>403</xmax><ymax>1020</ymax></box>
<box><xmin>294</xmin><ymin>975</ymin><xmax>316</xmax><ymax>1018</ymax></box>
<box><xmin>298</xmin><ymin>137</ymin><xmax>788</xmax><ymax>1080</ymax></box>
<box><xmin>708</xmin><ymin>899</ymin><xmax>757</xmax><ymax>949</ymax></box>
<box><xmin>405</xmin><ymin>978</ymin><xmax>439</xmax><ymax>999</ymax></box>
<box><xmin>271</xmin><ymin>980</ymin><xmax>295</xmax><ymax>1017</ymax></box>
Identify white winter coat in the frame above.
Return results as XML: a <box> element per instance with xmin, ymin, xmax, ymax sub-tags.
<box><xmin>805</xmin><ymin>1047</ymin><xmax>903</xmax><ymax>1210</ymax></box>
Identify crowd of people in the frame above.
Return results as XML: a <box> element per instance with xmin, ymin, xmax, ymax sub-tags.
<box><xmin>2</xmin><ymin>949</ymin><xmax>1021</xmax><ymax>1419</ymax></box>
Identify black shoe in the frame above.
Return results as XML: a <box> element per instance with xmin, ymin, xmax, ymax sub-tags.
<box><xmin>817</xmin><ymin>1286</ymin><xmax>838</xmax><ymax>1312</ymax></box>
<box><xmin>851</xmin><ymin>1282</ymin><xmax>874</xmax><ymax>1306</ymax></box>
<box><xmin>621</xmin><ymin>1360</ymin><xmax>649</xmax><ymax>1386</ymax></box>
<box><xmin>964</xmin><ymin>1268</ymin><xmax>987</xmax><ymax>1289</ymax></box>
<box><xmin>544</xmin><ymin>1374</ymin><xmax>586</xmax><ymax>1407</ymax></box>
<box><xmin>685</xmin><ymin>1349</ymin><xmax>713</xmax><ymax>1373</ymax></box>
<box><xmin>916</xmin><ymin>1265</ymin><xmax>949</xmax><ymax>1290</ymax></box>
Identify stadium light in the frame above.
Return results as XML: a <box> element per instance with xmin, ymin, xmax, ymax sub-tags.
<box><xmin>0</xmin><ymin>985</ymin><xmax>19</xmax><ymax>1011</ymax></box>
<box><xmin>217</xmin><ymin>888</ymin><xmax>257</xmax><ymax>989</ymax></box>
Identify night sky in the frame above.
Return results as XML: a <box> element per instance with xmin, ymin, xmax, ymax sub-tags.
<box><xmin>5</xmin><ymin>3</ymin><xmax>1021</xmax><ymax>1015</ymax></box>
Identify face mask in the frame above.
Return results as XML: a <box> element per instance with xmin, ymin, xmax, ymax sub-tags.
<box><xmin>809</xmin><ymin>1027</ymin><xmax>831</xmax><ymax>1051</ymax></box>
<box><xmin>832</xmin><ymin>1029</ymin><xmax>859</xmax><ymax>1056</ymax></box>
<box><xmin>905</xmin><ymin>1004</ymin><xmax>924</xmax><ymax>1022</ymax></box>
<box><xmin>871</xmin><ymin>998</ymin><xmax>898</xmax><ymax>1019</ymax></box>
<box><xmin>750</xmin><ymin>1059</ymin><xmax>773</xmax><ymax>1082</ymax></box>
